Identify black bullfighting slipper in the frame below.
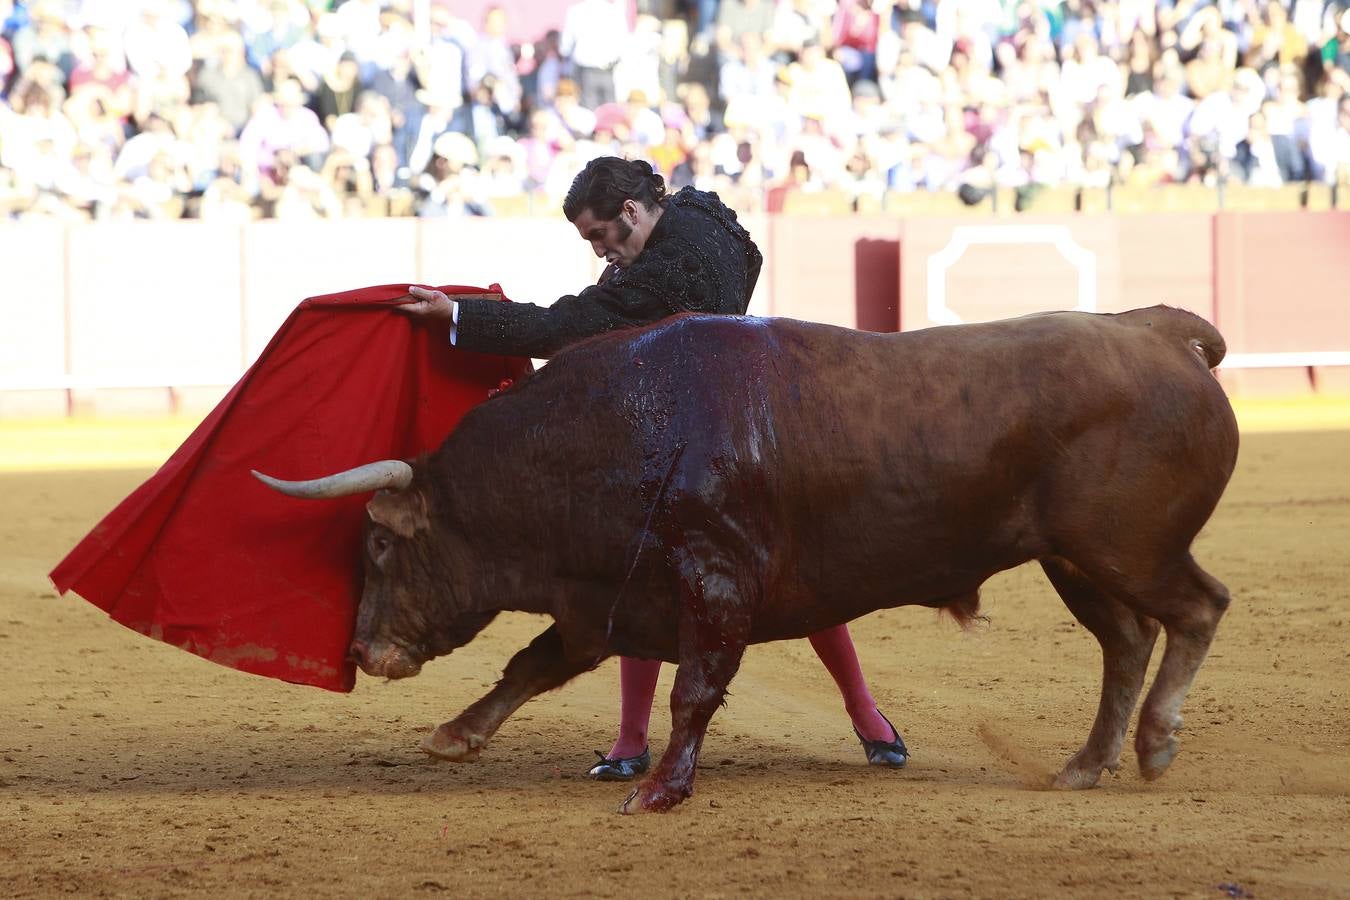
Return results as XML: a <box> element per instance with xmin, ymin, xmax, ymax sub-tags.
<box><xmin>855</xmin><ymin>713</ymin><xmax>909</xmax><ymax>768</ymax></box>
<box><xmin>586</xmin><ymin>747</ymin><xmax>651</xmax><ymax>781</ymax></box>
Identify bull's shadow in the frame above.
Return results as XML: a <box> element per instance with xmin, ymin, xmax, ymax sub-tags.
<box><xmin>8</xmin><ymin>726</ymin><xmax>1037</xmax><ymax>799</ymax></box>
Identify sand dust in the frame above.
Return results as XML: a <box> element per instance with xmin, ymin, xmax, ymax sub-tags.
<box><xmin>2</xmin><ymin>422</ymin><xmax>1348</xmax><ymax>898</ymax></box>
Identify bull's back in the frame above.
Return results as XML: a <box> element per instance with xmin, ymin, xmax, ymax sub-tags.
<box><xmin>563</xmin><ymin>307</ymin><xmax>1236</xmax><ymax>512</ymax></box>
<box><xmin>774</xmin><ymin>305</ymin><xmax>1232</xmax><ymax>471</ymax></box>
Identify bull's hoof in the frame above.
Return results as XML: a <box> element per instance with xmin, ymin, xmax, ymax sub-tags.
<box><xmin>1050</xmin><ymin>751</ymin><xmax>1118</xmax><ymax>790</ymax></box>
<box><xmin>1050</xmin><ymin>765</ymin><xmax>1103</xmax><ymax>790</ymax></box>
<box><xmin>419</xmin><ymin>722</ymin><xmax>486</xmax><ymax>762</ymax></box>
<box><xmin>1137</xmin><ymin>735</ymin><xmax>1179</xmax><ymax>781</ymax></box>
<box><xmin>618</xmin><ymin>779</ymin><xmax>688</xmax><ymax>814</ymax></box>
<box><xmin>618</xmin><ymin>788</ymin><xmax>647</xmax><ymax>815</ymax></box>
<box><xmin>1136</xmin><ymin>715</ymin><xmax>1182</xmax><ymax>781</ymax></box>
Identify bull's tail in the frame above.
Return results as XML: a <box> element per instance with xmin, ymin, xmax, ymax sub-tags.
<box><xmin>940</xmin><ymin>590</ymin><xmax>986</xmax><ymax>631</ymax></box>
<box><xmin>1127</xmin><ymin>306</ymin><xmax>1227</xmax><ymax>370</ymax></box>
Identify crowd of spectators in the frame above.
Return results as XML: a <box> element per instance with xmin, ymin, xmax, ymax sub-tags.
<box><xmin>2</xmin><ymin>0</ymin><xmax>1348</xmax><ymax>221</ymax></box>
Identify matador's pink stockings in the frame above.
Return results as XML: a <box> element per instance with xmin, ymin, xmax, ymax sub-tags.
<box><xmin>607</xmin><ymin>656</ymin><xmax>662</xmax><ymax>759</ymax></box>
<box><xmin>606</xmin><ymin>624</ymin><xmax>893</xmax><ymax>759</ymax></box>
<box><xmin>808</xmin><ymin>624</ymin><xmax>893</xmax><ymax>741</ymax></box>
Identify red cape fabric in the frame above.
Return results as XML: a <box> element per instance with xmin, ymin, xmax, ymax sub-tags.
<box><xmin>50</xmin><ymin>284</ymin><xmax>529</xmax><ymax>692</ymax></box>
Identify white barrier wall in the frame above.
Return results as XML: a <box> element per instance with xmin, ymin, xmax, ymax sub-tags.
<box><xmin>417</xmin><ymin>217</ymin><xmax>602</xmax><ymax>307</ymax></box>
<box><xmin>0</xmin><ymin>219</ymin><xmax>594</xmax><ymax>415</ymax></box>
<box><xmin>0</xmin><ymin>216</ymin><xmax>772</xmax><ymax>416</ymax></box>
<box><xmin>0</xmin><ymin>222</ymin><xmax>68</xmax><ymax>391</ymax></box>
<box><xmin>66</xmin><ymin>222</ymin><xmax>246</xmax><ymax>386</ymax></box>
<box><xmin>241</xmin><ymin>219</ymin><xmax>422</xmax><ymax>362</ymax></box>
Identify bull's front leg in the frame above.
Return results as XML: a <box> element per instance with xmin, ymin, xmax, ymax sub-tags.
<box><xmin>620</xmin><ymin>549</ymin><xmax>752</xmax><ymax>814</ymax></box>
<box><xmin>421</xmin><ymin>625</ymin><xmax>599</xmax><ymax>762</ymax></box>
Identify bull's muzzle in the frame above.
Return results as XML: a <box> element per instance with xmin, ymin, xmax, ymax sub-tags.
<box><xmin>348</xmin><ymin>638</ymin><xmax>423</xmax><ymax>679</ymax></box>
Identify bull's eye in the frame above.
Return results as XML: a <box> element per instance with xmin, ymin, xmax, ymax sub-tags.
<box><xmin>371</xmin><ymin>535</ymin><xmax>391</xmax><ymax>559</ymax></box>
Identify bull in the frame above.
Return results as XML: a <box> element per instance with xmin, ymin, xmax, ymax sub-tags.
<box><xmin>254</xmin><ymin>305</ymin><xmax>1238</xmax><ymax>813</ymax></box>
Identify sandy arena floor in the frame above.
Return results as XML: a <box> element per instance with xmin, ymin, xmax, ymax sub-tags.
<box><xmin>2</xmin><ymin>403</ymin><xmax>1348</xmax><ymax>899</ymax></box>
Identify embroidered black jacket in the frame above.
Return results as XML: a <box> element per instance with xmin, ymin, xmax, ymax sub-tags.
<box><xmin>453</xmin><ymin>187</ymin><xmax>763</xmax><ymax>358</ymax></box>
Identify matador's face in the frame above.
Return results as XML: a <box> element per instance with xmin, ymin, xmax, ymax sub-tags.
<box><xmin>573</xmin><ymin>199</ymin><xmax>661</xmax><ymax>269</ymax></box>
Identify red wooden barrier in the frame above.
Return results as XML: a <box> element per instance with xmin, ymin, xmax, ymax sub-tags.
<box><xmin>1211</xmin><ymin>212</ymin><xmax>1350</xmax><ymax>394</ymax></box>
<box><xmin>765</xmin><ymin>215</ymin><xmax>902</xmax><ymax>329</ymax></box>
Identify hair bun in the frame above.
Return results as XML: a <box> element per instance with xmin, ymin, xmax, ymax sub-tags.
<box><xmin>635</xmin><ymin>159</ymin><xmax>666</xmax><ymax>197</ymax></box>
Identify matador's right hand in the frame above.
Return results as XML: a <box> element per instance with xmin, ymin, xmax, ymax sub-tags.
<box><xmin>398</xmin><ymin>285</ymin><xmax>457</xmax><ymax>320</ymax></box>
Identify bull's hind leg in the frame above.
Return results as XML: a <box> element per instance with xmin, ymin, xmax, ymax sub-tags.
<box><xmin>1041</xmin><ymin>557</ymin><xmax>1160</xmax><ymax>790</ymax></box>
<box><xmin>1132</xmin><ymin>557</ymin><xmax>1231</xmax><ymax>781</ymax></box>
<box><xmin>421</xmin><ymin>625</ymin><xmax>597</xmax><ymax>762</ymax></box>
<box><xmin>621</xmin><ymin>546</ymin><xmax>752</xmax><ymax>814</ymax></box>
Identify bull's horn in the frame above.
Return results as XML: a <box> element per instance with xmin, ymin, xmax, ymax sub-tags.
<box><xmin>251</xmin><ymin>460</ymin><xmax>413</xmax><ymax>499</ymax></box>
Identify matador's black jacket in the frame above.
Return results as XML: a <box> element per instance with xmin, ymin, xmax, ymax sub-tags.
<box><xmin>453</xmin><ymin>187</ymin><xmax>763</xmax><ymax>358</ymax></box>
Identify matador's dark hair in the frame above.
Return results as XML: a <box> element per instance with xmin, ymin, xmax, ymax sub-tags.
<box><xmin>563</xmin><ymin>157</ymin><xmax>667</xmax><ymax>222</ymax></box>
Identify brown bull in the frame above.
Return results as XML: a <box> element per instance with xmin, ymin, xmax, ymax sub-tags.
<box><xmin>255</xmin><ymin>305</ymin><xmax>1238</xmax><ymax>813</ymax></box>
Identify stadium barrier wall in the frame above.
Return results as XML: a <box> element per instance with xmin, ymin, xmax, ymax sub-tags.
<box><xmin>2</xmin><ymin>212</ymin><xmax>1347</xmax><ymax>416</ymax></box>
<box><xmin>1212</xmin><ymin>212</ymin><xmax>1350</xmax><ymax>395</ymax></box>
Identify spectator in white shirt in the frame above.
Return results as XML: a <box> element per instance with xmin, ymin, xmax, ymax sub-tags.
<box><xmin>613</xmin><ymin>13</ymin><xmax>662</xmax><ymax>109</ymax></box>
<box><xmin>561</xmin><ymin>0</ymin><xmax>629</xmax><ymax>108</ymax></box>
<box><xmin>113</xmin><ymin>111</ymin><xmax>179</xmax><ymax>182</ymax></box>
<box><xmin>1234</xmin><ymin>111</ymin><xmax>1286</xmax><ymax>186</ymax></box>
<box><xmin>238</xmin><ymin>78</ymin><xmax>331</xmax><ymax>181</ymax></box>
<box><xmin>719</xmin><ymin>31</ymin><xmax>779</xmax><ymax>106</ymax></box>
<box><xmin>467</xmin><ymin>6</ymin><xmax>522</xmax><ymax>118</ymax></box>
<box><xmin>123</xmin><ymin>0</ymin><xmax>193</xmax><ymax>79</ymax></box>
<box><xmin>784</xmin><ymin>39</ymin><xmax>853</xmax><ymax>124</ymax></box>
<box><xmin>1134</xmin><ymin>70</ymin><xmax>1195</xmax><ymax>151</ymax></box>
<box><xmin>1308</xmin><ymin>93</ymin><xmax>1350</xmax><ymax>184</ymax></box>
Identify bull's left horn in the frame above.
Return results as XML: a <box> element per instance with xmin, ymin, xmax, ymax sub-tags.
<box><xmin>251</xmin><ymin>460</ymin><xmax>414</xmax><ymax>499</ymax></box>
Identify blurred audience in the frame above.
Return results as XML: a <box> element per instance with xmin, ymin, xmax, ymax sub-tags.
<box><xmin>2</xmin><ymin>0</ymin><xmax>1349</xmax><ymax>222</ymax></box>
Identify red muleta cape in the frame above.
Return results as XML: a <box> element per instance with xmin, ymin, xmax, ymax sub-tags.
<box><xmin>50</xmin><ymin>284</ymin><xmax>530</xmax><ymax>692</ymax></box>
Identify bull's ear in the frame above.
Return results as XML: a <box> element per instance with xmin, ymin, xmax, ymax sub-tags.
<box><xmin>366</xmin><ymin>489</ymin><xmax>429</xmax><ymax>539</ymax></box>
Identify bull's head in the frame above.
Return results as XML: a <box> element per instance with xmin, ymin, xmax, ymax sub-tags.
<box><xmin>252</xmin><ymin>461</ymin><xmax>497</xmax><ymax>680</ymax></box>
